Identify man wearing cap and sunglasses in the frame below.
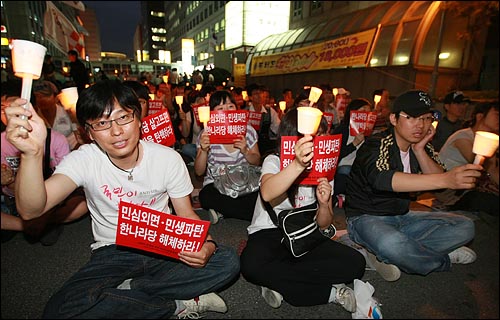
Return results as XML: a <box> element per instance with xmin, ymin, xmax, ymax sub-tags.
<box><xmin>344</xmin><ymin>90</ymin><xmax>483</xmax><ymax>282</ymax></box>
<box><xmin>433</xmin><ymin>90</ymin><xmax>471</xmax><ymax>152</ymax></box>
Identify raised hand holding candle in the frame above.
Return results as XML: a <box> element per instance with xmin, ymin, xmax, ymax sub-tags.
<box><xmin>297</xmin><ymin>107</ymin><xmax>323</xmax><ymax>136</ymax></box>
<box><xmin>11</xmin><ymin>40</ymin><xmax>47</xmax><ymax>121</ymax></box>
<box><xmin>472</xmin><ymin>131</ymin><xmax>499</xmax><ymax>165</ymax></box>
<box><xmin>198</xmin><ymin>106</ymin><xmax>210</xmax><ymax>128</ymax></box>
<box><xmin>308</xmin><ymin>87</ymin><xmax>322</xmax><ymax>107</ymax></box>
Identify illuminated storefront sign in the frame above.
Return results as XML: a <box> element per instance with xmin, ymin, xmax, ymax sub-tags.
<box><xmin>251</xmin><ymin>28</ymin><xmax>377</xmax><ymax>76</ymax></box>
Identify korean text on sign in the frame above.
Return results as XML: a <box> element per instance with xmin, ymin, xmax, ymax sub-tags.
<box><xmin>116</xmin><ymin>201</ymin><xmax>210</xmax><ymax>259</ymax></box>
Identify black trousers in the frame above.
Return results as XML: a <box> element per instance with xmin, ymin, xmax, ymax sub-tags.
<box><xmin>199</xmin><ymin>183</ymin><xmax>258</xmax><ymax>221</ymax></box>
<box><xmin>240</xmin><ymin>228</ymin><xmax>366</xmax><ymax>306</ymax></box>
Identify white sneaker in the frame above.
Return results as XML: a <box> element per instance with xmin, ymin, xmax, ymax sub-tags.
<box><xmin>208</xmin><ymin>209</ymin><xmax>223</xmax><ymax>224</ymax></box>
<box><xmin>261</xmin><ymin>286</ymin><xmax>283</xmax><ymax>308</ymax></box>
<box><xmin>177</xmin><ymin>292</ymin><xmax>227</xmax><ymax>319</ymax></box>
<box><xmin>449</xmin><ymin>246</ymin><xmax>477</xmax><ymax>264</ymax></box>
<box><xmin>365</xmin><ymin>251</ymin><xmax>401</xmax><ymax>282</ymax></box>
<box><xmin>333</xmin><ymin>284</ymin><xmax>356</xmax><ymax>313</ymax></box>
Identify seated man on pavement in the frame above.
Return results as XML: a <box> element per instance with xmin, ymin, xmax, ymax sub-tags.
<box><xmin>345</xmin><ymin>90</ymin><xmax>482</xmax><ymax>282</ymax></box>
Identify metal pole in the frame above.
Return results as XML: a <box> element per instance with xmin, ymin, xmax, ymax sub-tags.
<box><xmin>430</xmin><ymin>8</ymin><xmax>446</xmax><ymax>98</ymax></box>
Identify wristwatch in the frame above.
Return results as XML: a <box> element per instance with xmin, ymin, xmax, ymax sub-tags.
<box><xmin>320</xmin><ymin>224</ymin><xmax>337</xmax><ymax>238</ymax></box>
<box><xmin>205</xmin><ymin>239</ymin><xmax>219</xmax><ymax>255</ymax></box>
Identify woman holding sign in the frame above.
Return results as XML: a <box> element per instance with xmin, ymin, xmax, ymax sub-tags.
<box><xmin>240</xmin><ymin>108</ymin><xmax>366</xmax><ymax>314</ymax></box>
<box><xmin>194</xmin><ymin>90</ymin><xmax>261</xmax><ymax>224</ymax></box>
<box><xmin>4</xmin><ymin>80</ymin><xmax>239</xmax><ymax>319</ymax></box>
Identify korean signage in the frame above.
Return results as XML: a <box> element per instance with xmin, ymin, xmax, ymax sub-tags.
<box><xmin>116</xmin><ymin>201</ymin><xmax>210</xmax><ymax>259</ymax></box>
<box><xmin>141</xmin><ymin>110</ymin><xmax>176</xmax><ymax>147</ymax></box>
<box><xmin>148</xmin><ymin>100</ymin><xmax>163</xmax><ymax>116</ymax></box>
<box><xmin>206</xmin><ymin>110</ymin><xmax>249</xmax><ymax>144</ymax></box>
<box><xmin>280</xmin><ymin>135</ymin><xmax>342</xmax><ymax>185</ymax></box>
<box><xmin>251</xmin><ymin>28</ymin><xmax>377</xmax><ymax>76</ymax></box>
<box><xmin>349</xmin><ymin>110</ymin><xmax>377</xmax><ymax>137</ymax></box>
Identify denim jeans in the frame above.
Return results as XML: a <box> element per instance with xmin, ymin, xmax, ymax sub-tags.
<box><xmin>43</xmin><ymin>244</ymin><xmax>240</xmax><ymax>318</ymax></box>
<box><xmin>347</xmin><ymin>211</ymin><xmax>475</xmax><ymax>275</ymax></box>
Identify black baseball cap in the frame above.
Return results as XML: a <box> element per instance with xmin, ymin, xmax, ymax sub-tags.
<box><xmin>392</xmin><ymin>90</ymin><xmax>434</xmax><ymax>117</ymax></box>
<box><xmin>444</xmin><ymin>91</ymin><xmax>471</xmax><ymax>104</ymax></box>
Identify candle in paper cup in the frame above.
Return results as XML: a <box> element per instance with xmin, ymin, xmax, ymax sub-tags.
<box><xmin>297</xmin><ymin>107</ymin><xmax>323</xmax><ymax>135</ymax></box>
<box><xmin>431</xmin><ymin>120</ymin><xmax>438</xmax><ymax>129</ymax></box>
<box><xmin>11</xmin><ymin>40</ymin><xmax>46</xmax><ymax>81</ymax></box>
<box><xmin>175</xmin><ymin>95</ymin><xmax>183</xmax><ymax>106</ymax></box>
<box><xmin>308</xmin><ymin>87</ymin><xmax>322</xmax><ymax>106</ymax></box>
<box><xmin>196</xmin><ymin>84</ymin><xmax>202</xmax><ymax>91</ymax></box>
<box><xmin>332</xmin><ymin>88</ymin><xmax>338</xmax><ymax>97</ymax></box>
<box><xmin>279</xmin><ymin>101</ymin><xmax>286</xmax><ymax>112</ymax></box>
<box><xmin>162</xmin><ymin>75</ymin><xmax>168</xmax><ymax>83</ymax></box>
<box><xmin>472</xmin><ymin>131</ymin><xmax>499</xmax><ymax>165</ymax></box>
<box><xmin>198</xmin><ymin>106</ymin><xmax>211</xmax><ymax>127</ymax></box>
<box><xmin>374</xmin><ymin>94</ymin><xmax>381</xmax><ymax>105</ymax></box>
<box><xmin>11</xmin><ymin>39</ymin><xmax>47</xmax><ymax>123</ymax></box>
<box><xmin>148</xmin><ymin>93</ymin><xmax>155</xmax><ymax>100</ymax></box>
<box><xmin>58</xmin><ymin>87</ymin><xmax>79</xmax><ymax>112</ymax></box>
<box><xmin>242</xmin><ymin>90</ymin><xmax>248</xmax><ymax>101</ymax></box>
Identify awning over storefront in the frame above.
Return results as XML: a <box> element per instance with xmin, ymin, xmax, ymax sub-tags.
<box><xmin>247</xmin><ymin>1</ymin><xmax>470</xmax><ymax>76</ymax></box>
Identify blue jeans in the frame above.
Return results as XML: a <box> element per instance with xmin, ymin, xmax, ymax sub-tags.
<box><xmin>43</xmin><ymin>244</ymin><xmax>240</xmax><ymax>318</ymax></box>
<box><xmin>347</xmin><ymin>211</ymin><xmax>475</xmax><ymax>275</ymax></box>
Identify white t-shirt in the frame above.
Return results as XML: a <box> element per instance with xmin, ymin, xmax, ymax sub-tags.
<box><xmin>54</xmin><ymin>140</ymin><xmax>193</xmax><ymax>250</ymax></box>
<box><xmin>247</xmin><ymin>154</ymin><xmax>332</xmax><ymax>235</ymax></box>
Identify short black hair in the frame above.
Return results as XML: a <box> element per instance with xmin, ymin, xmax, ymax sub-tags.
<box><xmin>76</xmin><ymin>79</ymin><xmax>141</xmax><ymax>128</ymax></box>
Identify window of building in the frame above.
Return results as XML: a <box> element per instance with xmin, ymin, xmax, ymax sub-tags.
<box><xmin>311</xmin><ymin>1</ymin><xmax>322</xmax><ymax>12</ymax></box>
<box><xmin>369</xmin><ymin>24</ymin><xmax>397</xmax><ymax>67</ymax></box>
<box><xmin>392</xmin><ymin>20</ymin><xmax>420</xmax><ymax>65</ymax></box>
<box><xmin>419</xmin><ymin>12</ymin><xmax>466</xmax><ymax>68</ymax></box>
<box><xmin>292</xmin><ymin>1</ymin><xmax>302</xmax><ymax>18</ymax></box>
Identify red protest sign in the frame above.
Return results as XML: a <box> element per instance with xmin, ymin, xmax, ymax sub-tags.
<box><xmin>248</xmin><ymin>110</ymin><xmax>262</xmax><ymax>131</ymax></box>
<box><xmin>148</xmin><ymin>99</ymin><xmax>163</xmax><ymax>116</ymax></box>
<box><xmin>349</xmin><ymin>111</ymin><xmax>377</xmax><ymax>136</ymax></box>
<box><xmin>280</xmin><ymin>135</ymin><xmax>342</xmax><ymax>185</ymax></box>
<box><xmin>207</xmin><ymin>110</ymin><xmax>249</xmax><ymax>144</ymax></box>
<box><xmin>116</xmin><ymin>201</ymin><xmax>210</xmax><ymax>260</ymax></box>
<box><xmin>141</xmin><ymin>110</ymin><xmax>176</xmax><ymax>147</ymax></box>
<box><xmin>323</xmin><ymin>112</ymin><xmax>335</xmax><ymax>133</ymax></box>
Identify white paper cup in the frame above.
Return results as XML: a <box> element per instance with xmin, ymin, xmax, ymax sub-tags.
<box><xmin>297</xmin><ymin>107</ymin><xmax>323</xmax><ymax>135</ymax></box>
<box><xmin>11</xmin><ymin>40</ymin><xmax>47</xmax><ymax>79</ymax></box>
<box><xmin>198</xmin><ymin>106</ymin><xmax>210</xmax><ymax>124</ymax></box>
<box><xmin>58</xmin><ymin>87</ymin><xmax>79</xmax><ymax>111</ymax></box>
<box><xmin>175</xmin><ymin>95</ymin><xmax>184</xmax><ymax>106</ymax></box>
<box><xmin>308</xmin><ymin>87</ymin><xmax>323</xmax><ymax>106</ymax></box>
<box><xmin>279</xmin><ymin>101</ymin><xmax>286</xmax><ymax>111</ymax></box>
<box><xmin>472</xmin><ymin>131</ymin><xmax>499</xmax><ymax>164</ymax></box>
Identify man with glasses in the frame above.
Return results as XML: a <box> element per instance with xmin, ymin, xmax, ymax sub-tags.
<box><xmin>344</xmin><ymin>90</ymin><xmax>483</xmax><ymax>282</ymax></box>
<box><xmin>4</xmin><ymin>80</ymin><xmax>239</xmax><ymax>318</ymax></box>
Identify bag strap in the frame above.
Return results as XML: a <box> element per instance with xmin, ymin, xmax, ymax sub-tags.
<box><xmin>43</xmin><ymin>128</ymin><xmax>52</xmax><ymax>180</ymax></box>
<box><xmin>260</xmin><ymin>190</ymin><xmax>279</xmax><ymax>226</ymax></box>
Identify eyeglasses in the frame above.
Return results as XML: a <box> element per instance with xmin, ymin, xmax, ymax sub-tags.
<box><xmin>399</xmin><ymin>112</ymin><xmax>435</xmax><ymax>124</ymax></box>
<box><xmin>86</xmin><ymin>112</ymin><xmax>135</xmax><ymax>131</ymax></box>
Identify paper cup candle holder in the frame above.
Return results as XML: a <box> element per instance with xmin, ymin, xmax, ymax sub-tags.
<box><xmin>472</xmin><ymin>131</ymin><xmax>499</xmax><ymax>165</ymax></box>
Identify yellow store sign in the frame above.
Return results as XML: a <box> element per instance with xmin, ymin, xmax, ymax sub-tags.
<box><xmin>251</xmin><ymin>28</ymin><xmax>378</xmax><ymax>76</ymax></box>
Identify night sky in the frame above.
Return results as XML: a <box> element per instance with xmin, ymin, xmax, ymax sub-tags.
<box><xmin>83</xmin><ymin>1</ymin><xmax>141</xmax><ymax>57</ymax></box>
